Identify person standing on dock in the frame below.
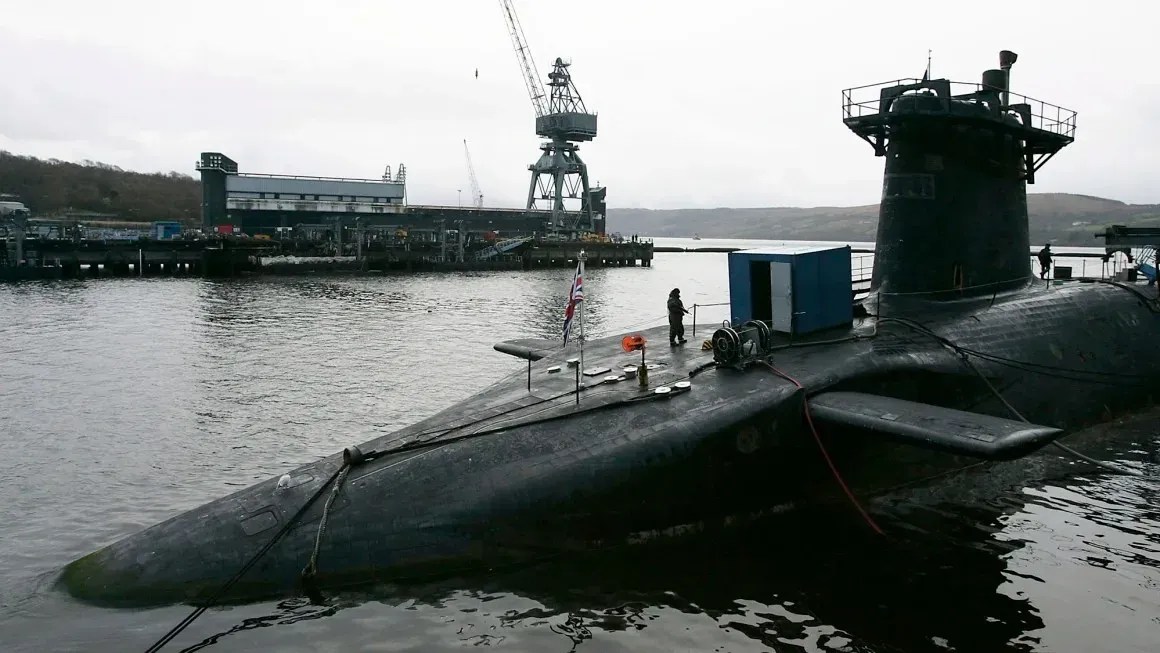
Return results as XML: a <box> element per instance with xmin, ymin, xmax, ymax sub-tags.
<box><xmin>1037</xmin><ymin>244</ymin><xmax>1053</xmax><ymax>279</ymax></box>
<box><xmin>668</xmin><ymin>288</ymin><xmax>689</xmax><ymax>346</ymax></box>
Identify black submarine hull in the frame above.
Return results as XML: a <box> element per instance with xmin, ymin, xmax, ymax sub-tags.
<box><xmin>60</xmin><ymin>49</ymin><xmax>1160</xmax><ymax>608</ymax></box>
<box><xmin>60</xmin><ymin>279</ymin><xmax>1160</xmax><ymax>606</ymax></box>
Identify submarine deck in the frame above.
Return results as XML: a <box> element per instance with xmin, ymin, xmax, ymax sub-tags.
<box><xmin>394</xmin><ymin>319</ymin><xmax>877</xmax><ymax>450</ymax></box>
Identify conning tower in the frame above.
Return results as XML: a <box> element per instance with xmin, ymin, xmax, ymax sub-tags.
<box><xmin>843</xmin><ymin>51</ymin><xmax>1076</xmax><ymax>297</ymax></box>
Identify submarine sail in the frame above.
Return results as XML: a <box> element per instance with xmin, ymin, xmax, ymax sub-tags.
<box><xmin>843</xmin><ymin>50</ymin><xmax>1074</xmax><ymax>297</ymax></box>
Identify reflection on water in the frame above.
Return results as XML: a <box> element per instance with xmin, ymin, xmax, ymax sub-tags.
<box><xmin>0</xmin><ymin>246</ymin><xmax>1157</xmax><ymax>652</ymax></box>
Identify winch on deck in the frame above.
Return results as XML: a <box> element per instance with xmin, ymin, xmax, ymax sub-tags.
<box><xmin>711</xmin><ymin>321</ymin><xmax>771</xmax><ymax>367</ymax></box>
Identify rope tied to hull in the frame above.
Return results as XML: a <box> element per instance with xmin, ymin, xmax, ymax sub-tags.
<box><xmin>300</xmin><ymin>464</ymin><xmax>351</xmax><ymax>598</ymax></box>
<box><xmin>145</xmin><ymin>446</ymin><xmax>373</xmax><ymax>652</ymax></box>
<box><xmin>143</xmin><ymin>461</ymin><xmax>352</xmax><ymax>653</ymax></box>
<box><xmin>957</xmin><ymin>352</ymin><xmax>1147</xmax><ymax>478</ymax></box>
<box><xmin>878</xmin><ymin>315</ymin><xmax>1150</xmax><ymax>478</ymax></box>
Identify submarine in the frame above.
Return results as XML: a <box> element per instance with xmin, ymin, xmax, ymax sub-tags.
<box><xmin>62</xmin><ymin>50</ymin><xmax>1160</xmax><ymax>609</ymax></box>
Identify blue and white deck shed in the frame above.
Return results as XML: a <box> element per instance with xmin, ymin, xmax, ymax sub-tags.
<box><xmin>727</xmin><ymin>245</ymin><xmax>853</xmax><ymax>335</ymax></box>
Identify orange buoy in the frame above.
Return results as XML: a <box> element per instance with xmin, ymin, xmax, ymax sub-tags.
<box><xmin>621</xmin><ymin>334</ymin><xmax>647</xmax><ymax>352</ymax></box>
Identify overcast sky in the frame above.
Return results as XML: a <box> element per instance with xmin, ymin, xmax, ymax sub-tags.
<box><xmin>1</xmin><ymin>0</ymin><xmax>1157</xmax><ymax>209</ymax></box>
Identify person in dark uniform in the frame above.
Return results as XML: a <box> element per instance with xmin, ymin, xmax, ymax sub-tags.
<box><xmin>668</xmin><ymin>288</ymin><xmax>689</xmax><ymax>346</ymax></box>
<box><xmin>1037</xmin><ymin>244</ymin><xmax>1053</xmax><ymax>279</ymax></box>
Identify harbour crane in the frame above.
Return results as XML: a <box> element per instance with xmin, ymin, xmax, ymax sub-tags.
<box><xmin>463</xmin><ymin>139</ymin><xmax>484</xmax><ymax>209</ymax></box>
<box><xmin>497</xmin><ymin>0</ymin><xmax>599</xmax><ymax>236</ymax></box>
<box><xmin>498</xmin><ymin>0</ymin><xmax>547</xmax><ymax>118</ymax></box>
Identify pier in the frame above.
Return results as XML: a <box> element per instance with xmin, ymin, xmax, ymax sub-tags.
<box><xmin>0</xmin><ymin>238</ymin><xmax>269</xmax><ymax>280</ymax></box>
<box><xmin>0</xmin><ymin>235</ymin><xmax>652</xmax><ymax>281</ymax></box>
<box><xmin>2</xmin><ymin>145</ymin><xmax>652</xmax><ymax>281</ymax></box>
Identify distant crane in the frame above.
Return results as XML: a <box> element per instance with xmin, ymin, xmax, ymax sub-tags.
<box><xmin>497</xmin><ymin>0</ymin><xmax>599</xmax><ymax>236</ymax></box>
<box><xmin>463</xmin><ymin>139</ymin><xmax>484</xmax><ymax>209</ymax></box>
<box><xmin>382</xmin><ymin>163</ymin><xmax>407</xmax><ymax>204</ymax></box>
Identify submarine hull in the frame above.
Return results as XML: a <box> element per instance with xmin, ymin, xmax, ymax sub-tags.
<box><xmin>61</xmin><ymin>49</ymin><xmax>1160</xmax><ymax>607</ymax></box>
<box><xmin>60</xmin><ymin>278</ymin><xmax>1160</xmax><ymax>606</ymax></box>
<box><xmin>61</xmin><ymin>345</ymin><xmax>811</xmax><ymax>606</ymax></box>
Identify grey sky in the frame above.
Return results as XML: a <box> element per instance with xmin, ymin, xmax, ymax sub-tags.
<box><xmin>1</xmin><ymin>0</ymin><xmax>1156</xmax><ymax>209</ymax></box>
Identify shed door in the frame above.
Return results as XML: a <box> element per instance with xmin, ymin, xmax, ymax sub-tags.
<box><xmin>770</xmin><ymin>261</ymin><xmax>793</xmax><ymax>333</ymax></box>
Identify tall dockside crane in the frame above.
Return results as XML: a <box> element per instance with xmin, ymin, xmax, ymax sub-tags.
<box><xmin>463</xmin><ymin>140</ymin><xmax>484</xmax><ymax>209</ymax></box>
<box><xmin>498</xmin><ymin>0</ymin><xmax>598</xmax><ymax>236</ymax></box>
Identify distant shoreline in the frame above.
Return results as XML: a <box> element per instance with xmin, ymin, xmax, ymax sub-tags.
<box><xmin>610</xmin><ymin>193</ymin><xmax>1160</xmax><ymax>247</ymax></box>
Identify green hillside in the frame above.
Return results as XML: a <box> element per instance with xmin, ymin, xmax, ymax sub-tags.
<box><xmin>0</xmin><ymin>151</ymin><xmax>199</xmax><ymax>223</ymax></box>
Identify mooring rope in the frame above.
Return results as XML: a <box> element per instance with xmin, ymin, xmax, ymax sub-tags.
<box><xmin>878</xmin><ymin>315</ymin><xmax>1150</xmax><ymax>478</ymax></box>
<box><xmin>301</xmin><ymin>464</ymin><xmax>351</xmax><ymax>586</ymax></box>
<box><xmin>144</xmin><ymin>461</ymin><xmax>352</xmax><ymax>653</ymax></box>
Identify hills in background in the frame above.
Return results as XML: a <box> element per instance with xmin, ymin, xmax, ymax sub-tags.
<box><xmin>609</xmin><ymin>194</ymin><xmax>1160</xmax><ymax>246</ymax></box>
<box><xmin>2</xmin><ymin>151</ymin><xmax>1158</xmax><ymax>244</ymax></box>
<box><xmin>0</xmin><ymin>151</ymin><xmax>199</xmax><ymax>223</ymax></box>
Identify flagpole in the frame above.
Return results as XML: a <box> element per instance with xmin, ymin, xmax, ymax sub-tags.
<box><xmin>578</xmin><ymin>249</ymin><xmax>587</xmax><ymax>376</ymax></box>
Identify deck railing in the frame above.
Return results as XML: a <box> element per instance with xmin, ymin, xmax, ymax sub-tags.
<box><xmin>683</xmin><ymin>249</ymin><xmax>1140</xmax><ymax>337</ymax></box>
<box><xmin>841</xmin><ymin>78</ymin><xmax>1077</xmax><ymax>139</ymax></box>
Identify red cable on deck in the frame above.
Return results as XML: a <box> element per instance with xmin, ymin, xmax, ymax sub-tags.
<box><xmin>762</xmin><ymin>361</ymin><xmax>885</xmax><ymax>535</ymax></box>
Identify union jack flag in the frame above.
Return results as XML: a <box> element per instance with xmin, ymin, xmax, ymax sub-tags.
<box><xmin>562</xmin><ymin>260</ymin><xmax>583</xmax><ymax>344</ymax></box>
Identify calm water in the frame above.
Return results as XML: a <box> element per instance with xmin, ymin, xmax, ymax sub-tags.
<box><xmin>1</xmin><ymin>240</ymin><xmax>1157</xmax><ymax>652</ymax></box>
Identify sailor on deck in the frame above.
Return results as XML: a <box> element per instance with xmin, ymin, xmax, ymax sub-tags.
<box><xmin>1037</xmin><ymin>244</ymin><xmax>1053</xmax><ymax>279</ymax></box>
<box><xmin>668</xmin><ymin>288</ymin><xmax>689</xmax><ymax>346</ymax></box>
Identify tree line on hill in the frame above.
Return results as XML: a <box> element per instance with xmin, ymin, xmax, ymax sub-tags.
<box><xmin>0</xmin><ymin>151</ymin><xmax>199</xmax><ymax>223</ymax></box>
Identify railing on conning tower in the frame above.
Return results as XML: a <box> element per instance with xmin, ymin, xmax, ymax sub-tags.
<box><xmin>842</xmin><ymin>76</ymin><xmax>1077</xmax><ymax>184</ymax></box>
<box><xmin>841</xmin><ymin>78</ymin><xmax>1077</xmax><ymax>140</ymax></box>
